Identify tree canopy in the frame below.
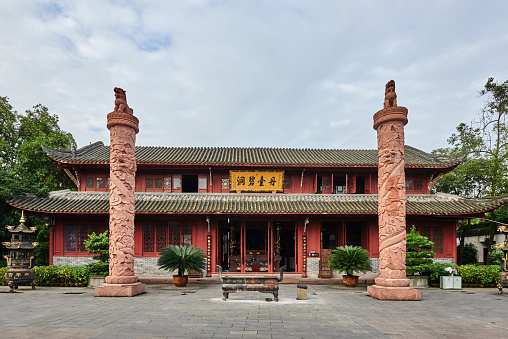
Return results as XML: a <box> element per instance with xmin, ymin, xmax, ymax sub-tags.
<box><xmin>434</xmin><ymin>78</ymin><xmax>508</xmax><ymax>264</ymax></box>
<box><xmin>1</xmin><ymin>96</ymin><xmax>77</xmax><ymax>265</ymax></box>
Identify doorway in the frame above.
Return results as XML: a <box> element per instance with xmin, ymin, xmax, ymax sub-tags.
<box><xmin>274</xmin><ymin>221</ymin><xmax>296</xmax><ymax>272</ymax></box>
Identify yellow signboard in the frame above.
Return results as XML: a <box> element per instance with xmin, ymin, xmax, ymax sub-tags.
<box><xmin>230</xmin><ymin>170</ymin><xmax>284</xmax><ymax>192</ymax></box>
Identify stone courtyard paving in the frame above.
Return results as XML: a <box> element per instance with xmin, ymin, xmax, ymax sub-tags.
<box><xmin>0</xmin><ymin>283</ymin><xmax>507</xmax><ymax>338</ymax></box>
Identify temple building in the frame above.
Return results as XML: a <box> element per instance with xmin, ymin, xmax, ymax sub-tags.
<box><xmin>8</xmin><ymin>142</ymin><xmax>508</xmax><ymax>278</ymax></box>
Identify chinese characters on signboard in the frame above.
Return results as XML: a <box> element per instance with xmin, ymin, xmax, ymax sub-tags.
<box><xmin>229</xmin><ymin>170</ymin><xmax>284</xmax><ymax>192</ymax></box>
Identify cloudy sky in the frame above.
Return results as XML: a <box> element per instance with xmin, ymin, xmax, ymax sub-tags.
<box><xmin>1</xmin><ymin>1</ymin><xmax>507</xmax><ymax>153</ymax></box>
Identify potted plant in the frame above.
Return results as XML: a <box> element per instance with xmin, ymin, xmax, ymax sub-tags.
<box><xmin>328</xmin><ymin>245</ymin><xmax>373</xmax><ymax>287</ymax></box>
<box><xmin>406</xmin><ymin>226</ymin><xmax>435</xmax><ymax>288</ymax></box>
<box><xmin>84</xmin><ymin>230</ymin><xmax>109</xmax><ymax>287</ymax></box>
<box><xmin>440</xmin><ymin>266</ymin><xmax>462</xmax><ymax>289</ymax></box>
<box><xmin>158</xmin><ymin>245</ymin><xmax>206</xmax><ymax>287</ymax></box>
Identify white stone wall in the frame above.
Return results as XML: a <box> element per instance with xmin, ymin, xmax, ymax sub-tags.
<box><xmin>53</xmin><ymin>256</ymin><xmax>196</xmax><ymax>276</ymax></box>
<box><xmin>53</xmin><ymin>256</ymin><xmax>94</xmax><ymax>266</ymax></box>
<box><xmin>53</xmin><ymin>256</ymin><xmax>452</xmax><ymax>277</ymax></box>
<box><xmin>463</xmin><ymin>234</ymin><xmax>505</xmax><ymax>264</ymax></box>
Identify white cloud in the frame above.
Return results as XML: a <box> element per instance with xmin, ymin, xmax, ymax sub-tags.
<box><xmin>0</xmin><ymin>1</ymin><xmax>507</xmax><ymax>153</ymax></box>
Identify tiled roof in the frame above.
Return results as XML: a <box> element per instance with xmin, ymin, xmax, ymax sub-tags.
<box><xmin>8</xmin><ymin>190</ymin><xmax>508</xmax><ymax>216</ymax></box>
<box><xmin>42</xmin><ymin>142</ymin><xmax>463</xmax><ymax>168</ymax></box>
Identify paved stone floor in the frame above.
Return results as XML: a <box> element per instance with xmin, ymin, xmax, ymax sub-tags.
<box><xmin>0</xmin><ymin>283</ymin><xmax>507</xmax><ymax>338</ymax></box>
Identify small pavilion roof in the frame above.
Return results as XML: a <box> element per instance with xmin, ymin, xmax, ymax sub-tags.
<box><xmin>8</xmin><ymin>190</ymin><xmax>508</xmax><ymax>216</ymax></box>
<box><xmin>42</xmin><ymin>142</ymin><xmax>464</xmax><ymax>169</ymax></box>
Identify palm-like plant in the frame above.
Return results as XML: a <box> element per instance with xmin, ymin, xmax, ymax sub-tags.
<box><xmin>157</xmin><ymin>245</ymin><xmax>206</xmax><ymax>276</ymax></box>
<box><xmin>328</xmin><ymin>245</ymin><xmax>372</xmax><ymax>276</ymax></box>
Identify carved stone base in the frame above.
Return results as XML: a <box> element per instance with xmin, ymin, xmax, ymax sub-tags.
<box><xmin>367</xmin><ymin>284</ymin><xmax>421</xmax><ymax>301</ymax></box>
<box><xmin>95</xmin><ymin>282</ymin><xmax>146</xmax><ymax>297</ymax></box>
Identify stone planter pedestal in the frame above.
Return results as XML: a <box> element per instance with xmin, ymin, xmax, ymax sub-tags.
<box><xmin>88</xmin><ymin>275</ymin><xmax>106</xmax><ymax>288</ymax></box>
<box><xmin>409</xmin><ymin>276</ymin><xmax>429</xmax><ymax>289</ymax></box>
<box><xmin>440</xmin><ymin>276</ymin><xmax>462</xmax><ymax>290</ymax></box>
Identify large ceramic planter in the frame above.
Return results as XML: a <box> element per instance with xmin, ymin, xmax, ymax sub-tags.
<box><xmin>173</xmin><ymin>275</ymin><xmax>189</xmax><ymax>287</ymax></box>
<box><xmin>440</xmin><ymin>276</ymin><xmax>461</xmax><ymax>290</ymax></box>
<box><xmin>342</xmin><ymin>275</ymin><xmax>359</xmax><ymax>287</ymax></box>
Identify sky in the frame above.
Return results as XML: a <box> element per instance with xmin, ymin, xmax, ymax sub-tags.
<box><xmin>1</xmin><ymin>1</ymin><xmax>507</xmax><ymax>153</ymax></box>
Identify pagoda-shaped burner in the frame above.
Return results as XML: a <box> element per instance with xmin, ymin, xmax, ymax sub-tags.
<box><xmin>2</xmin><ymin>212</ymin><xmax>38</xmax><ymax>292</ymax></box>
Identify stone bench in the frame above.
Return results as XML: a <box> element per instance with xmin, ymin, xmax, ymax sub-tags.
<box><xmin>216</xmin><ymin>265</ymin><xmax>285</xmax><ymax>301</ymax></box>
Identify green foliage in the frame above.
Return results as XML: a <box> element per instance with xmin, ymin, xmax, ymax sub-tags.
<box><xmin>434</xmin><ymin>78</ymin><xmax>508</xmax><ymax>264</ymax></box>
<box><xmin>158</xmin><ymin>245</ymin><xmax>206</xmax><ymax>276</ymax></box>
<box><xmin>327</xmin><ymin>245</ymin><xmax>373</xmax><ymax>276</ymax></box>
<box><xmin>406</xmin><ymin>226</ymin><xmax>436</xmax><ymax>275</ymax></box>
<box><xmin>84</xmin><ymin>231</ymin><xmax>109</xmax><ymax>275</ymax></box>
<box><xmin>459</xmin><ymin>243</ymin><xmax>478</xmax><ymax>265</ymax></box>
<box><xmin>1</xmin><ymin>96</ymin><xmax>76</xmax><ymax>259</ymax></box>
<box><xmin>0</xmin><ymin>265</ymin><xmax>89</xmax><ymax>286</ymax></box>
<box><xmin>489</xmin><ymin>245</ymin><xmax>504</xmax><ymax>266</ymax></box>
<box><xmin>429</xmin><ymin>263</ymin><xmax>500</xmax><ymax>285</ymax></box>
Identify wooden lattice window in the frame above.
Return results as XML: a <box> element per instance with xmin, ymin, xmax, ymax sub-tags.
<box><xmin>156</xmin><ymin>225</ymin><xmax>166</xmax><ymax>252</ymax></box>
<box><xmin>414</xmin><ymin>180</ymin><xmax>423</xmax><ymax>191</ymax></box>
<box><xmin>64</xmin><ymin>225</ymin><xmax>76</xmax><ymax>252</ymax></box>
<box><xmin>97</xmin><ymin>178</ymin><xmax>106</xmax><ymax>189</ymax></box>
<box><xmin>86</xmin><ymin>178</ymin><xmax>94</xmax><ymax>189</ymax></box>
<box><xmin>77</xmin><ymin>224</ymin><xmax>89</xmax><ymax>252</ymax></box>
<box><xmin>143</xmin><ymin>225</ymin><xmax>155</xmax><ymax>252</ymax></box>
<box><xmin>413</xmin><ymin>225</ymin><xmax>444</xmax><ymax>254</ymax></box>
<box><xmin>433</xmin><ymin>226</ymin><xmax>444</xmax><ymax>253</ymax></box>
<box><xmin>164</xmin><ymin>178</ymin><xmax>171</xmax><ymax>189</ymax></box>
<box><xmin>64</xmin><ymin>223</ymin><xmax>107</xmax><ymax>253</ymax></box>
<box><xmin>143</xmin><ymin>224</ymin><xmax>193</xmax><ymax>253</ymax></box>
<box><xmin>155</xmin><ymin>178</ymin><xmax>163</xmax><ymax>189</ymax></box>
<box><xmin>146</xmin><ymin>178</ymin><xmax>154</xmax><ymax>189</ymax></box>
<box><xmin>283</xmin><ymin>178</ymin><xmax>292</xmax><ymax>190</ymax></box>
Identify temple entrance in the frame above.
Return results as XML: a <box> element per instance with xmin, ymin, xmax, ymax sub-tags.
<box><xmin>217</xmin><ymin>220</ymin><xmax>296</xmax><ymax>273</ymax></box>
<box><xmin>274</xmin><ymin>221</ymin><xmax>296</xmax><ymax>272</ymax></box>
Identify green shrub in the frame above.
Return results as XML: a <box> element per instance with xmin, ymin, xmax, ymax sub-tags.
<box><xmin>1</xmin><ymin>265</ymin><xmax>89</xmax><ymax>285</ymax></box>
<box><xmin>406</xmin><ymin>226</ymin><xmax>435</xmax><ymax>275</ymax></box>
<box><xmin>459</xmin><ymin>243</ymin><xmax>478</xmax><ymax>265</ymax></box>
<box><xmin>34</xmin><ymin>265</ymin><xmax>89</xmax><ymax>285</ymax></box>
<box><xmin>327</xmin><ymin>245</ymin><xmax>373</xmax><ymax>276</ymax></box>
<box><xmin>0</xmin><ymin>266</ymin><xmax>7</xmax><ymax>282</ymax></box>
<box><xmin>429</xmin><ymin>263</ymin><xmax>500</xmax><ymax>284</ymax></box>
<box><xmin>489</xmin><ymin>246</ymin><xmax>504</xmax><ymax>266</ymax></box>
<box><xmin>84</xmin><ymin>230</ymin><xmax>109</xmax><ymax>276</ymax></box>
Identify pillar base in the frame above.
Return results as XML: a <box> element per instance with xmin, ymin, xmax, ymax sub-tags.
<box><xmin>95</xmin><ymin>282</ymin><xmax>146</xmax><ymax>297</ymax></box>
<box><xmin>367</xmin><ymin>284</ymin><xmax>421</xmax><ymax>300</ymax></box>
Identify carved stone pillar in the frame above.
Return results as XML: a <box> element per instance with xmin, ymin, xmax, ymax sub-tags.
<box><xmin>96</xmin><ymin>87</ymin><xmax>146</xmax><ymax>297</ymax></box>
<box><xmin>367</xmin><ymin>80</ymin><xmax>420</xmax><ymax>301</ymax></box>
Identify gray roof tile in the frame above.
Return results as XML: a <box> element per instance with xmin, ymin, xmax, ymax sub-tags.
<box><xmin>8</xmin><ymin>190</ymin><xmax>507</xmax><ymax>216</ymax></box>
<box><xmin>42</xmin><ymin>142</ymin><xmax>463</xmax><ymax>168</ymax></box>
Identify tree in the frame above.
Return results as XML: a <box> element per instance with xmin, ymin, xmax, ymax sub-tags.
<box><xmin>0</xmin><ymin>96</ymin><xmax>77</xmax><ymax>265</ymax></box>
<box><xmin>84</xmin><ymin>231</ymin><xmax>109</xmax><ymax>275</ymax></box>
<box><xmin>434</xmin><ymin>78</ymin><xmax>508</xmax><ymax>264</ymax></box>
<box><xmin>406</xmin><ymin>226</ymin><xmax>435</xmax><ymax>275</ymax></box>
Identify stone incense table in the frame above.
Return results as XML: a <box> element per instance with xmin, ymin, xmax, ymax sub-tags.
<box><xmin>95</xmin><ymin>88</ymin><xmax>146</xmax><ymax>297</ymax></box>
<box><xmin>367</xmin><ymin>81</ymin><xmax>421</xmax><ymax>301</ymax></box>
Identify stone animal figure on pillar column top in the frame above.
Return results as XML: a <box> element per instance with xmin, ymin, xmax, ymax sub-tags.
<box><xmin>114</xmin><ymin>87</ymin><xmax>134</xmax><ymax>115</ymax></box>
<box><xmin>384</xmin><ymin>80</ymin><xmax>397</xmax><ymax>108</ymax></box>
